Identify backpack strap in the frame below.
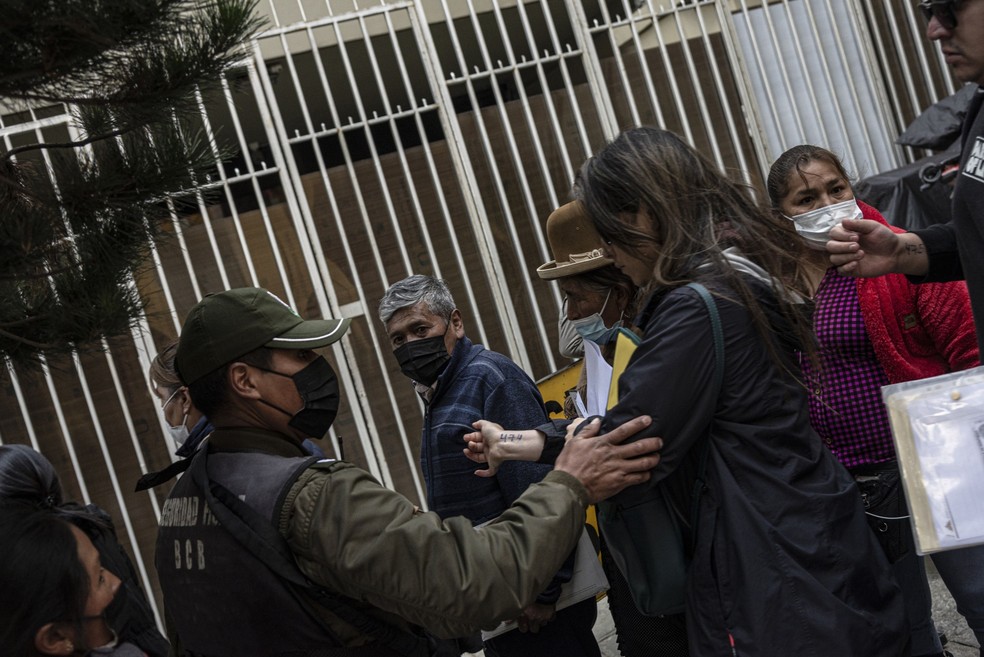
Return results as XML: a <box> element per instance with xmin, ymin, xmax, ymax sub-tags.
<box><xmin>684</xmin><ymin>282</ymin><xmax>724</xmax><ymax>541</ymax></box>
<box><xmin>188</xmin><ymin>448</ymin><xmax>429</xmax><ymax>657</ymax></box>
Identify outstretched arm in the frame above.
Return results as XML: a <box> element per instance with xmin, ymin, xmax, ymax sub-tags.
<box><xmin>827</xmin><ymin>218</ymin><xmax>929</xmax><ymax>277</ymax></box>
<box><xmin>464</xmin><ymin>416</ymin><xmax>661</xmax><ymax>503</ymax></box>
<box><xmin>463</xmin><ymin>421</ymin><xmax>547</xmax><ymax>476</ymax></box>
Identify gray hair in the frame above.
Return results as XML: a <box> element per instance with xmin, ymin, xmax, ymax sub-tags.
<box><xmin>378</xmin><ymin>275</ymin><xmax>456</xmax><ymax>325</ymax></box>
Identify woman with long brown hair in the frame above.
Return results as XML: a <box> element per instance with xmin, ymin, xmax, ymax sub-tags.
<box><xmin>575</xmin><ymin>126</ymin><xmax>905</xmax><ymax>655</ymax></box>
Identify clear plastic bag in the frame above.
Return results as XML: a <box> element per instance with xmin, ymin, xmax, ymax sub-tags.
<box><xmin>882</xmin><ymin>365</ymin><xmax>984</xmax><ymax>554</ymax></box>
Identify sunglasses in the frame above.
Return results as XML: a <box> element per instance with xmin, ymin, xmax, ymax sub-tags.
<box><xmin>918</xmin><ymin>0</ymin><xmax>962</xmax><ymax>30</ymax></box>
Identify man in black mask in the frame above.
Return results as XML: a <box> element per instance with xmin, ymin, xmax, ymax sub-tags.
<box><xmin>157</xmin><ymin>285</ymin><xmax>663</xmax><ymax>657</ymax></box>
<box><xmin>379</xmin><ymin>275</ymin><xmax>602</xmax><ymax>657</ymax></box>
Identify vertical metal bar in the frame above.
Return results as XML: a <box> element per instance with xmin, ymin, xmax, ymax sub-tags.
<box><xmin>796</xmin><ymin>0</ymin><xmax>853</xmax><ymax>150</ymax></box>
<box><xmin>638</xmin><ymin>1</ymin><xmax>696</xmax><ymax>148</ymax></box>
<box><xmin>451</xmin><ymin>0</ymin><xmax>553</xmax><ymax>371</ymax></box>
<box><xmin>617</xmin><ymin>1</ymin><xmax>668</xmax><ymax>128</ymax></box>
<box><xmin>864</xmin><ymin>1</ymin><xmax>911</xmax><ymax>143</ymax></box>
<box><xmin>537</xmin><ymin>1</ymin><xmax>597</xmax><ymax>156</ymax></box>
<box><xmin>486</xmin><ymin>1</ymin><xmax>561</xmax><ymax>211</ymax></box>
<box><xmin>373</xmin><ymin>8</ymin><xmax>496</xmax><ymax>351</ymax></box>
<box><xmin>76</xmin><ymin>348</ymin><xmax>164</xmax><ymax>630</ymax></box>
<box><xmin>587</xmin><ymin>0</ymin><xmax>643</xmax><ymax>127</ymax></box>
<box><xmin>512</xmin><ymin>1</ymin><xmax>576</xmax><ymax>185</ymax></box>
<box><xmin>193</xmin><ymin>87</ymin><xmax>264</xmax><ymax>289</ymax></box>
<box><xmin>250</xmin><ymin>38</ymin><xmax>396</xmax><ymax>487</ymax></box>
<box><xmin>562</xmin><ymin>0</ymin><xmax>619</xmax><ymax>139</ymax></box>
<box><xmin>329</xmin><ymin>18</ymin><xmax>418</xmax><ymax>275</ymax></box>
<box><xmin>732</xmin><ymin>0</ymin><xmax>800</xmax><ymax>153</ymax></box>
<box><xmin>3</xmin><ymin>361</ymin><xmax>42</xmax><ymax>451</ymax></box>
<box><xmin>817</xmin><ymin>0</ymin><xmax>879</xmax><ymax>169</ymax></box>
<box><xmin>293</xmin><ymin>16</ymin><xmax>415</xmax><ymax>487</ymax></box>
<box><xmin>844</xmin><ymin>0</ymin><xmax>906</xmax><ymax>169</ymax></box>
<box><xmin>690</xmin><ymin>1</ymin><xmax>753</xmax><ymax>180</ymax></box>
<box><xmin>714</xmin><ymin>0</ymin><xmax>772</xmax><ymax>179</ymax></box>
<box><xmin>409</xmin><ymin>1</ymin><xmax>531</xmax><ymax>370</ymax></box>
<box><xmin>776</xmin><ymin>0</ymin><xmax>832</xmax><ymax>148</ymax></box>
<box><xmin>37</xmin><ymin>355</ymin><xmax>91</xmax><ymax>502</ymax></box>
<box><xmin>669</xmin><ymin>7</ymin><xmax>725</xmax><ymax>168</ymax></box>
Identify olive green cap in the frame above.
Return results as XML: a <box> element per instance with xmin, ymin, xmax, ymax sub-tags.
<box><xmin>175</xmin><ymin>287</ymin><xmax>350</xmax><ymax>385</ymax></box>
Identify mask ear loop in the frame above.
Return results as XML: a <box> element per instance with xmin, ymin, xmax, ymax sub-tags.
<box><xmin>598</xmin><ymin>287</ymin><xmax>613</xmax><ymax>319</ymax></box>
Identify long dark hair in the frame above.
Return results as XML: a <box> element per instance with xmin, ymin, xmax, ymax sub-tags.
<box><xmin>0</xmin><ymin>505</ymin><xmax>90</xmax><ymax>655</ymax></box>
<box><xmin>574</xmin><ymin>126</ymin><xmax>816</xmax><ymax>375</ymax></box>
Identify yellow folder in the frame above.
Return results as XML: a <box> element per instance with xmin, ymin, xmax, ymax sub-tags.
<box><xmin>607</xmin><ymin>328</ymin><xmax>640</xmax><ymax>410</ymax></box>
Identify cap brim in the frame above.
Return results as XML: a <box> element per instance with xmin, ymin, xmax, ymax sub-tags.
<box><xmin>266</xmin><ymin>318</ymin><xmax>351</xmax><ymax>349</ymax></box>
<box><xmin>536</xmin><ymin>256</ymin><xmax>614</xmax><ymax>280</ymax></box>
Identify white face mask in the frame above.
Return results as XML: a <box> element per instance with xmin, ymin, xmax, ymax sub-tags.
<box><xmin>568</xmin><ymin>288</ymin><xmax>622</xmax><ymax>345</ymax></box>
<box><xmin>167</xmin><ymin>418</ymin><xmax>190</xmax><ymax>449</ymax></box>
<box><xmin>161</xmin><ymin>387</ymin><xmax>190</xmax><ymax>449</ymax></box>
<box><xmin>784</xmin><ymin>198</ymin><xmax>863</xmax><ymax>250</ymax></box>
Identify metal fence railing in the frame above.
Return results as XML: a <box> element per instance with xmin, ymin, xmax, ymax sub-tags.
<box><xmin>0</xmin><ymin>0</ymin><xmax>959</xmax><ymax>623</ymax></box>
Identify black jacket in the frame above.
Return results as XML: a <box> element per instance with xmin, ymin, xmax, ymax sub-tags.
<box><xmin>600</xmin><ymin>279</ymin><xmax>907</xmax><ymax>656</ymax></box>
<box><xmin>914</xmin><ymin>88</ymin><xmax>984</xmax><ymax>353</ymax></box>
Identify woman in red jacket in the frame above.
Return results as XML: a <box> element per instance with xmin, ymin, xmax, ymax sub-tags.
<box><xmin>768</xmin><ymin>144</ymin><xmax>984</xmax><ymax>657</ymax></box>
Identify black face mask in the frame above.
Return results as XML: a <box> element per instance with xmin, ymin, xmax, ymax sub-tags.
<box><xmin>394</xmin><ymin>335</ymin><xmax>452</xmax><ymax>386</ymax></box>
<box><xmin>255</xmin><ymin>356</ymin><xmax>340</xmax><ymax>438</ymax></box>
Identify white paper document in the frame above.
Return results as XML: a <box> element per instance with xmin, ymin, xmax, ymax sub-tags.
<box><xmin>582</xmin><ymin>340</ymin><xmax>612</xmax><ymax>417</ymax></box>
<box><xmin>480</xmin><ymin>528</ymin><xmax>608</xmax><ymax>640</ymax></box>
<box><xmin>908</xmin><ymin>406</ymin><xmax>984</xmax><ymax>542</ymax></box>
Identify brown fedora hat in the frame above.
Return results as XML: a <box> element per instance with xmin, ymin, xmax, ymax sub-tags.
<box><xmin>536</xmin><ymin>201</ymin><xmax>613</xmax><ymax>280</ymax></box>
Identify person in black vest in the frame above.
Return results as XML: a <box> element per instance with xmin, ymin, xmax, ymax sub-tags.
<box><xmin>156</xmin><ymin>286</ymin><xmax>662</xmax><ymax>657</ymax></box>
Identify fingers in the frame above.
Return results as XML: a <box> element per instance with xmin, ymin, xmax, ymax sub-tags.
<box><xmin>836</xmin><ymin>260</ymin><xmax>861</xmax><ymax>275</ymax></box>
<box><xmin>615</xmin><ymin>437</ymin><xmax>663</xmax><ymax>466</ymax></box>
<box><xmin>841</xmin><ymin>217</ymin><xmax>878</xmax><ymax>234</ymax></box>
<box><xmin>462</xmin><ymin>447</ymin><xmax>486</xmax><ymax>464</ymax></box>
<box><xmin>570</xmin><ymin>417</ymin><xmax>601</xmax><ymax>439</ymax></box>
<box><xmin>600</xmin><ymin>415</ymin><xmax>652</xmax><ymax>445</ymax></box>
<box><xmin>825</xmin><ymin>239</ymin><xmax>860</xmax><ymax>256</ymax></box>
<box><xmin>827</xmin><ymin>221</ymin><xmax>859</xmax><ymax>243</ymax></box>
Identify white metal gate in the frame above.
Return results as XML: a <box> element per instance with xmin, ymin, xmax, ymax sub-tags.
<box><xmin>0</xmin><ymin>0</ymin><xmax>960</xmax><ymax>624</ymax></box>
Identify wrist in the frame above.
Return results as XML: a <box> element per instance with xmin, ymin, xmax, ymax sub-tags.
<box><xmin>496</xmin><ymin>430</ymin><xmax>545</xmax><ymax>462</ymax></box>
<box><xmin>894</xmin><ymin>233</ymin><xmax>929</xmax><ymax>276</ymax></box>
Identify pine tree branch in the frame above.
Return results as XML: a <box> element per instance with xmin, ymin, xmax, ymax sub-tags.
<box><xmin>3</xmin><ymin>127</ymin><xmax>128</xmax><ymax>160</ymax></box>
<box><xmin>0</xmin><ymin>325</ymin><xmax>60</xmax><ymax>351</ymax></box>
<box><xmin>0</xmin><ymin>264</ymin><xmax>76</xmax><ymax>280</ymax></box>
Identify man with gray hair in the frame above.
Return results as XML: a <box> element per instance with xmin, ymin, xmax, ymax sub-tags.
<box><xmin>380</xmin><ymin>274</ymin><xmax>602</xmax><ymax>657</ymax></box>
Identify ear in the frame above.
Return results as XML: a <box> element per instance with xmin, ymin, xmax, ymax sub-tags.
<box><xmin>35</xmin><ymin>622</ymin><xmax>74</xmax><ymax>655</ymax></box>
<box><xmin>177</xmin><ymin>387</ymin><xmax>195</xmax><ymax>415</ymax></box>
<box><xmin>449</xmin><ymin>309</ymin><xmax>465</xmax><ymax>339</ymax></box>
<box><xmin>227</xmin><ymin>362</ymin><xmax>262</xmax><ymax>400</ymax></box>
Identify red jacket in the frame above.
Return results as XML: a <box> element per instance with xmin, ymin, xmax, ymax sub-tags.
<box><xmin>855</xmin><ymin>200</ymin><xmax>979</xmax><ymax>383</ymax></box>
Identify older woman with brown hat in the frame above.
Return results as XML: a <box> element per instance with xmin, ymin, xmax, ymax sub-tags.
<box><xmin>537</xmin><ymin>200</ymin><xmax>689</xmax><ymax>657</ymax></box>
<box><xmin>538</xmin><ymin>201</ymin><xmax>637</xmax><ymax>362</ymax></box>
